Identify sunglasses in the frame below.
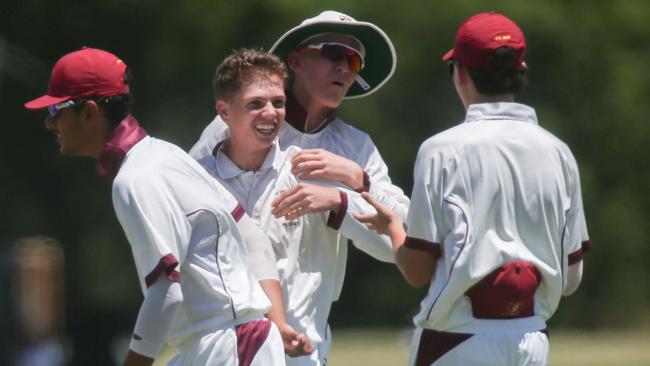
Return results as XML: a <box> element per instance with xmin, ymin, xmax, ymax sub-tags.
<box><xmin>47</xmin><ymin>99</ymin><xmax>84</xmax><ymax>117</ymax></box>
<box><xmin>298</xmin><ymin>43</ymin><xmax>365</xmax><ymax>73</ymax></box>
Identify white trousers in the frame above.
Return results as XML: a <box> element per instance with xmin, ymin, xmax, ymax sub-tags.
<box><xmin>408</xmin><ymin>327</ymin><xmax>549</xmax><ymax>366</ymax></box>
<box><xmin>168</xmin><ymin>319</ymin><xmax>286</xmax><ymax>366</ymax></box>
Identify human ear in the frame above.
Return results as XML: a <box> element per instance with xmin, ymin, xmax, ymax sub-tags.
<box><xmin>216</xmin><ymin>100</ymin><xmax>230</xmax><ymax>123</ymax></box>
<box><xmin>84</xmin><ymin>100</ymin><xmax>100</xmax><ymax>120</ymax></box>
<box><xmin>456</xmin><ymin>63</ymin><xmax>469</xmax><ymax>86</ymax></box>
<box><xmin>286</xmin><ymin>53</ymin><xmax>302</xmax><ymax>73</ymax></box>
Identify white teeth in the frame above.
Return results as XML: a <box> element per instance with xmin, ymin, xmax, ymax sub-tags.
<box><xmin>256</xmin><ymin>123</ymin><xmax>275</xmax><ymax>132</ymax></box>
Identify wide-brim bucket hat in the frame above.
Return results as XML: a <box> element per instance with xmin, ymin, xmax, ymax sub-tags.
<box><xmin>270</xmin><ymin>10</ymin><xmax>396</xmax><ymax>99</ymax></box>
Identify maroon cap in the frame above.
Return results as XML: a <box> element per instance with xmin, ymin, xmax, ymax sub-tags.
<box><xmin>465</xmin><ymin>261</ymin><xmax>541</xmax><ymax>319</ymax></box>
<box><xmin>25</xmin><ymin>47</ymin><xmax>129</xmax><ymax>110</ymax></box>
<box><xmin>442</xmin><ymin>12</ymin><xmax>526</xmax><ymax>70</ymax></box>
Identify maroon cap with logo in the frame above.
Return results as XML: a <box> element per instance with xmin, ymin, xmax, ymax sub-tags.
<box><xmin>465</xmin><ymin>261</ymin><xmax>541</xmax><ymax>319</ymax></box>
<box><xmin>25</xmin><ymin>47</ymin><xmax>129</xmax><ymax>110</ymax></box>
<box><xmin>442</xmin><ymin>12</ymin><xmax>527</xmax><ymax>70</ymax></box>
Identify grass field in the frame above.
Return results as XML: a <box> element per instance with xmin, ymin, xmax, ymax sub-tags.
<box><xmin>326</xmin><ymin>328</ymin><xmax>650</xmax><ymax>366</ymax></box>
<box><xmin>154</xmin><ymin>328</ymin><xmax>650</xmax><ymax>365</ymax></box>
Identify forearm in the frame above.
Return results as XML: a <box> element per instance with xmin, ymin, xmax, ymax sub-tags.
<box><xmin>344</xmin><ymin>165</ymin><xmax>366</xmax><ymax>192</ymax></box>
<box><xmin>368</xmin><ymin>213</ymin><xmax>436</xmax><ymax>286</ymax></box>
<box><xmin>258</xmin><ymin>279</ymin><xmax>288</xmax><ymax>326</ymax></box>
<box><xmin>395</xmin><ymin>243</ymin><xmax>437</xmax><ymax>288</ymax></box>
<box><xmin>122</xmin><ymin>350</ymin><xmax>154</xmax><ymax>366</ymax></box>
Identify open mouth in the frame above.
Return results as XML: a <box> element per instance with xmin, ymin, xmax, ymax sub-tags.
<box><xmin>255</xmin><ymin>122</ymin><xmax>277</xmax><ymax>136</ymax></box>
<box><xmin>332</xmin><ymin>81</ymin><xmax>344</xmax><ymax>87</ymax></box>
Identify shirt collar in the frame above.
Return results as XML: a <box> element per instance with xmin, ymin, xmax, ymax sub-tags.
<box><xmin>96</xmin><ymin>115</ymin><xmax>148</xmax><ymax>180</ymax></box>
<box><xmin>464</xmin><ymin>102</ymin><xmax>538</xmax><ymax>125</ymax></box>
<box><xmin>285</xmin><ymin>90</ymin><xmax>337</xmax><ymax>133</ymax></box>
<box><xmin>213</xmin><ymin>138</ymin><xmax>282</xmax><ymax>179</ymax></box>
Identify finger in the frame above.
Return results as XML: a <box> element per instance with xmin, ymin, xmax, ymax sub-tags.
<box><xmin>295</xmin><ymin>168</ymin><xmax>327</xmax><ymax>181</ymax></box>
<box><xmin>291</xmin><ymin>151</ymin><xmax>322</xmax><ymax>167</ymax></box>
<box><xmin>360</xmin><ymin>192</ymin><xmax>390</xmax><ymax>214</ymax></box>
<box><xmin>296</xmin><ymin>148</ymin><xmax>323</xmax><ymax>156</ymax></box>
<box><xmin>302</xmin><ymin>338</ymin><xmax>314</xmax><ymax>353</ymax></box>
<box><xmin>352</xmin><ymin>212</ymin><xmax>375</xmax><ymax>223</ymax></box>
<box><xmin>292</xmin><ymin>161</ymin><xmax>324</xmax><ymax>176</ymax></box>
<box><xmin>273</xmin><ymin>198</ymin><xmax>302</xmax><ymax>218</ymax></box>
<box><xmin>284</xmin><ymin>205</ymin><xmax>307</xmax><ymax>219</ymax></box>
<box><xmin>271</xmin><ymin>186</ymin><xmax>300</xmax><ymax>209</ymax></box>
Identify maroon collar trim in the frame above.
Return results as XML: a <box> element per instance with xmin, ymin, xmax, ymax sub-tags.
<box><xmin>285</xmin><ymin>91</ymin><xmax>337</xmax><ymax>133</ymax></box>
<box><xmin>96</xmin><ymin>115</ymin><xmax>148</xmax><ymax>180</ymax></box>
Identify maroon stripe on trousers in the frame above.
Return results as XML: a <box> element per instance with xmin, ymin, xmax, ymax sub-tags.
<box><xmin>415</xmin><ymin>329</ymin><xmax>473</xmax><ymax>366</ymax></box>
<box><xmin>235</xmin><ymin>319</ymin><xmax>272</xmax><ymax>366</ymax></box>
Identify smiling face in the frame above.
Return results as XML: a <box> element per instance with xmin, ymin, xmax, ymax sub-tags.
<box><xmin>218</xmin><ymin>73</ymin><xmax>286</xmax><ymax>157</ymax></box>
<box><xmin>289</xmin><ymin>34</ymin><xmax>363</xmax><ymax>109</ymax></box>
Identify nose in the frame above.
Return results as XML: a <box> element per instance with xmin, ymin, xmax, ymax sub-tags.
<box><xmin>44</xmin><ymin>115</ymin><xmax>57</xmax><ymax>130</ymax></box>
<box><xmin>334</xmin><ymin>58</ymin><xmax>351</xmax><ymax>74</ymax></box>
<box><xmin>262</xmin><ymin>102</ymin><xmax>280</xmax><ymax>119</ymax></box>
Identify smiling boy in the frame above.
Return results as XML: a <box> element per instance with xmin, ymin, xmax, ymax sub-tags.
<box><xmin>199</xmin><ymin>48</ymin><xmax>393</xmax><ymax>366</ymax></box>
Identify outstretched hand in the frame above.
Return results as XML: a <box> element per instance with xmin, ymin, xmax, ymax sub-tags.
<box><xmin>277</xmin><ymin>322</ymin><xmax>314</xmax><ymax>357</ymax></box>
<box><xmin>291</xmin><ymin>149</ymin><xmax>365</xmax><ymax>190</ymax></box>
<box><xmin>352</xmin><ymin>192</ymin><xmax>403</xmax><ymax>235</ymax></box>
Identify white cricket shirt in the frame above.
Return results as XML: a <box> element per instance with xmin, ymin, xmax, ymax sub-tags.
<box><xmin>106</xmin><ymin>117</ymin><xmax>271</xmax><ymax>348</ymax></box>
<box><xmin>198</xmin><ymin>140</ymin><xmax>393</xmax><ymax>345</ymax></box>
<box><xmin>407</xmin><ymin>103</ymin><xmax>591</xmax><ymax>334</ymax></box>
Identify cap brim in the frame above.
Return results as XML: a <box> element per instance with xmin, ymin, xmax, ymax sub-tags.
<box><xmin>270</xmin><ymin>20</ymin><xmax>396</xmax><ymax>99</ymax></box>
<box><xmin>24</xmin><ymin>95</ymin><xmax>71</xmax><ymax>110</ymax></box>
<box><xmin>442</xmin><ymin>49</ymin><xmax>454</xmax><ymax>62</ymax></box>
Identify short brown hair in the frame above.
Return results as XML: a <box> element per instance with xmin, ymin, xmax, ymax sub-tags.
<box><xmin>212</xmin><ymin>48</ymin><xmax>288</xmax><ymax>101</ymax></box>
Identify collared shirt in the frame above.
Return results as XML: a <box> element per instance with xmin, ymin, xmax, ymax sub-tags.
<box><xmin>198</xmin><ymin>140</ymin><xmax>393</xmax><ymax>346</ymax></box>
<box><xmin>407</xmin><ymin>102</ymin><xmax>591</xmax><ymax>333</ymax></box>
<box><xmin>107</xmin><ymin>117</ymin><xmax>271</xmax><ymax>346</ymax></box>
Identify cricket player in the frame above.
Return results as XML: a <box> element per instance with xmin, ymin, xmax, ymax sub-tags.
<box><xmin>355</xmin><ymin>12</ymin><xmax>592</xmax><ymax>365</ymax></box>
<box><xmin>189</xmin><ymin>10</ymin><xmax>409</xmax><ymax>221</ymax></box>
<box><xmin>25</xmin><ymin>47</ymin><xmax>286</xmax><ymax>365</ymax></box>
<box><xmin>197</xmin><ymin>48</ymin><xmax>394</xmax><ymax>366</ymax></box>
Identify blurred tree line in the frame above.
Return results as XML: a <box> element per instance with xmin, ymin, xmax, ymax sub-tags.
<box><xmin>1</xmin><ymin>0</ymin><xmax>648</xmax><ymax>364</ymax></box>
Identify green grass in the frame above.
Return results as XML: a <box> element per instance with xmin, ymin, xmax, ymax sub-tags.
<box><xmin>327</xmin><ymin>328</ymin><xmax>650</xmax><ymax>366</ymax></box>
<box><xmin>155</xmin><ymin>328</ymin><xmax>650</xmax><ymax>365</ymax></box>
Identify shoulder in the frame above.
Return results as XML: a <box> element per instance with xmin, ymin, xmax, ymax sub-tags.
<box><xmin>327</xmin><ymin>117</ymin><xmax>373</xmax><ymax>143</ymax></box>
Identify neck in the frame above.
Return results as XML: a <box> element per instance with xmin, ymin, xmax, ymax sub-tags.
<box><xmin>89</xmin><ymin>119</ymin><xmax>113</xmax><ymax>158</ymax></box>
<box><xmin>224</xmin><ymin>141</ymin><xmax>269</xmax><ymax>171</ymax></box>
<box><xmin>463</xmin><ymin>92</ymin><xmax>515</xmax><ymax>109</ymax></box>
<box><xmin>291</xmin><ymin>85</ymin><xmax>335</xmax><ymax>132</ymax></box>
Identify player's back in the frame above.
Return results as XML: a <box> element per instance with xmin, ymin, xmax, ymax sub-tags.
<box><xmin>413</xmin><ymin>103</ymin><xmax>584</xmax><ymax>331</ymax></box>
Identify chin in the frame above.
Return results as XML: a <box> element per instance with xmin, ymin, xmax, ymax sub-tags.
<box><xmin>320</xmin><ymin>96</ymin><xmax>344</xmax><ymax>109</ymax></box>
